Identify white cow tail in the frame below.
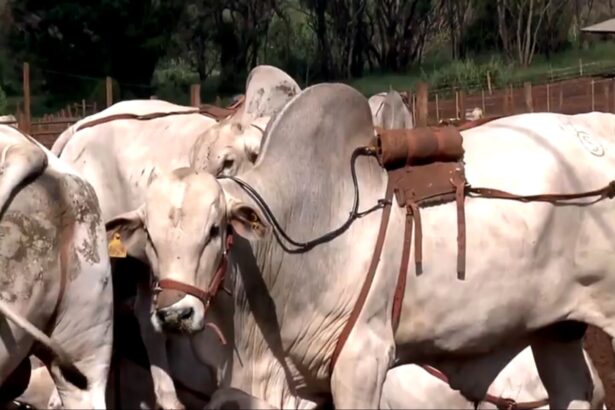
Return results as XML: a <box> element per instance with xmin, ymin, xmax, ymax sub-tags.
<box><xmin>0</xmin><ymin>299</ymin><xmax>88</xmax><ymax>390</ymax></box>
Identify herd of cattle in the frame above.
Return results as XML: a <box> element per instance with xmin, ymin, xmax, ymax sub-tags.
<box><xmin>0</xmin><ymin>64</ymin><xmax>615</xmax><ymax>409</ymax></box>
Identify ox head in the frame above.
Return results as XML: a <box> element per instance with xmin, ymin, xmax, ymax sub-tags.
<box><xmin>105</xmin><ymin>168</ymin><xmax>269</xmax><ymax>334</ymax></box>
<box><xmin>189</xmin><ymin>116</ymin><xmax>269</xmax><ymax>177</ymax></box>
<box><xmin>189</xmin><ymin>65</ymin><xmax>300</xmax><ymax>176</ymax></box>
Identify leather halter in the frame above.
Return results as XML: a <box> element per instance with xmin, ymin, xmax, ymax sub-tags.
<box><xmin>152</xmin><ymin>229</ymin><xmax>234</xmax><ymax>317</ymax></box>
<box><xmin>421</xmin><ymin>365</ymin><xmax>549</xmax><ymax>410</ymax></box>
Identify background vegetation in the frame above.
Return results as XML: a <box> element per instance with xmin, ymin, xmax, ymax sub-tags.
<box><xmin>0</xmin><ymin>0</ymin><xmax>614</xmax><ymax>114</ymax></box>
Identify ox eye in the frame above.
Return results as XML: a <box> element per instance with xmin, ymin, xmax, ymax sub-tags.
<box><xmin>209</xmin><ymin>225</ymin><xmax>219</xmax><ymax>238</ymax></box>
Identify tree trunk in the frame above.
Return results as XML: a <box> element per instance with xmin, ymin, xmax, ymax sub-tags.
<box><xmin>315</xmin><ymin>0</ymin><xmax>330</xmax><ymax>79</ymax></box>
<box><xmin>215</xmin><ymin>18</ymin><xmax>246</xmax><ymax>93</ymax></box>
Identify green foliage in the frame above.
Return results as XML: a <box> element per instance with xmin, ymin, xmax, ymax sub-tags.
<box><xmin>2</xmin><ymin>0</ymin><xmax>615</xmax><ymax>111</ymax></box>
<box><xmin>426</xmin><ymin>57</ymin><xmax>512</xmax><ymax>91</ymax></box>
<box><xmin>7</xmin><ymin>0</ymin><xmax>185</xmax><ymax>100</ymax></box>
<box><xmin>261</xmin><ymin>7</ymin><xmax>316</xmax><ymax>86</ymax></box>
<box><xmin>151</xmin><ymin>59</ymin><xmax>199</xmax><ymax>104</ymax></box>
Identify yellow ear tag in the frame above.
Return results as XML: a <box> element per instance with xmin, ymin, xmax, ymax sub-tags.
<box><xmin>108</xmin><ymin>232</ymin><xmax>127</xmax><ymax>258</ymax></box>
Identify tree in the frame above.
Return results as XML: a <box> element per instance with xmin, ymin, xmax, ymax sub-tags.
<box><xmin>207</xmin><ymin>0</ymin><xmax>278</xmax><ymax>92</ymax></box>
<box><xmin>301</xmin><ymin>0</ymin><xmax>332</xmax><ymax>79</ymax></box>
<box><xmin>441</xmin><ymin>0</ymin><xmax>476</xmax><ymax>59</ymax></box>
<box><xmin>173</xmin><ymin>0</ymin><xmax>218</xmax><ymax>83</ymax></box>
<box><xmin>537</xmin><ymin>0</ymin><xmax>573</xmax><ymax>57</ymax></box>
<box><xmin>7</xmin><ymin>0</ymin><xmax>185</xmax><ymax>99</ymax></box>
<box><xmin>0</xmin><ymin>85</ymin><xmax>6</xmax><ymax>114</ymax></box>
<box><xmin>368</xmin><ymin>0</ymin><xmax>440</xmax><ymax>71</ymax></box>
<box><xmin>496</xmin><ymin>0</ymin><xmax>553</xmax><ymax>66</ymax></box>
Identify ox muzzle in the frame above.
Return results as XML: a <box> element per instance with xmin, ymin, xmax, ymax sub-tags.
<box><xmin>152</xmin><ymin>229</ymin><xmax>234</xmax><ymax>342</ymax></box>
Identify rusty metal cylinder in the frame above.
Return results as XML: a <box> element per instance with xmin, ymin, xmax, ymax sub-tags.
<box><xmin>375</xmin><ymin>125</ymin><xmax>464</xmax><ymax>169</ymax></box>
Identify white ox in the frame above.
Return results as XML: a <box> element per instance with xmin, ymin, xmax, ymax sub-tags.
<box><xmin>106</xmin><ymin>83</ymin><xmax>615</xmax><ymax>409</ymax></box>
<box><xmin>0</xmin><ymin>124</ymin><xmax>113</xmax><ymax>408</ymax></box>
<box><xmin>368</xmin><ymin>91</ymin><xmax>414</xmax><ymax>130</ymax></box>
<box><xmin>53</xmin><ymin>65</ymin><xmax>301</xmax><ymax>409</ymax></box>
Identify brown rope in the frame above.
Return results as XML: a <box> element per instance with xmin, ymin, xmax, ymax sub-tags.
<box><xmin>467</xmin><ymin>180</ymin><xmax>615</xmax><ymax>204</ymax></box>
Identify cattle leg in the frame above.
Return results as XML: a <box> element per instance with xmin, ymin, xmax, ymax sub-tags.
<box><xmin>330</xmin><ymin>332</ymin><xmax>394</xmax><ymax>409</ymax></box>
<box><xmin>12</xmin><ymin>364</ymin><xmax>58</xmax><ymax>409</ymax></box>
<box><xmin>41</xmin><ymin>260</ymin><xmax>113</xmax><ymax>409</ymax></box>
<box><xmin>531</xmin><ymin>335</ymin><xmax>598</xmax><ymax>409</ymax></box>
<box><xmin>134</xmin><ymin>275</ymin><xmax>185</xmax><ymax>410</ymax></box>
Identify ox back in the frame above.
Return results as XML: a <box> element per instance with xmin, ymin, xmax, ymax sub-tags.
<box><xmin>373</xmin><ymin>121</ymin><xmax>615</xmax><ymax>409</ymax></box>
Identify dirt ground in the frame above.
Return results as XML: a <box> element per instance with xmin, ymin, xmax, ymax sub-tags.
<box><xmin>584</xmin><ymin>326</ymin><xmax>615</xmax><ymax>409</ymax></box>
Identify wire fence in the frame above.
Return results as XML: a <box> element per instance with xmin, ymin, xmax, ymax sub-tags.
<box><xmin>9</xmin><ymin>59</ymin><xmax>615</xmax><ymax>148</ymax></box>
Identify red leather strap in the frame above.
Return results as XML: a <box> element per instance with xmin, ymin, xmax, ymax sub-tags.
<box><xmin>330</xmin><ymin>181</ymin><xmax>393</xmax><ymax>373</ymax></box>
<box><xmin>157</xmin><ymin>279</ymin><xmax>210</xmax><ymax>306</ymax></box>
<box><xmin>420</xmin><ymin>365</ymin><xmax>549</xmax><ymax>410</ymax></box>
<box><xmin>391</xmin><ymin>206</ymin><xmax>412</xmax><ymax>332</ymax></box>
<box><xmin>155</xmin><ymin>229</ymin><xmax>234</xmax><ymax>309</ymax></box>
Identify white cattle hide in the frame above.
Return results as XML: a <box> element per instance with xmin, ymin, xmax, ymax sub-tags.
<box><xmin>58</xmin><ymin>65</ymin><xmax>301</xmax><ymax>409</ymax></box>
<box><xmin>120</xmin><ymin>81</ymin><xmax>615</xmax><ymax>410</ymax></box>
<box><xmin>0</xmin><ymin>124</ymin><xmax>113</xmax><ymax>409</ymax></box>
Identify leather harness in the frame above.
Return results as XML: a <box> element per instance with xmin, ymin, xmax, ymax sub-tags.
<box><xmin>329</xmin><ymin>116</ymin><xmax>615</xmax><ymax>408</ymax></box>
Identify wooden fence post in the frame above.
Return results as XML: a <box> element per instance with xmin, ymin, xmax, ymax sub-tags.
<box><xmin>546</xmin><ymin>83</ymin><xmax>551</xmax><ymax>112</ymax></box>
<box><xmin>22</xmin><ymin>62</ymin><xmax>31</xmax><ymax>133</ymax></box>
<box><xmin>604</xmin><ymin>81</ymin><xmax>610</xmax><ymax>113</ymax></box>
<box><xmin>481</xmin><ymin>89</ymin><xmax>486</xmax><ymax>114</ymax></box>
<box><xmin>523</xmin><ymin>82</ymin><xmax>533</xmax><ymax>112</ymax></box>
<box><xmin>455</xmin><ymin>89</ymin><xmax>459</xmax><ymax>118</ymax></box>
<box><xmin>435</xmin><ymin>93</ymin><xmax>440</xmax><ymax>122</ymax></box>
<box><xmin>416</xmin><ymin>82</ymin><xmax>429</xmax><ymax>126</ymax></box>
<box><xmin>559</xmin><ymin>83</ymin><xmax>564</xmax><ymax>112</ymax></box>
<box><xmin>509</xmin><ymin>84</ymin><xmax>515</xmax><ymax>114</ymax></box>
<box><xmin>190</xmin><ymin>83</ymin><xmax>201</xmax><ymax>107</ymax></box>
<box><xmin>486</xmin><ymin>72</ymin><xmax>492</xmax><ymax>95</ymax></box>
<box><xmin>458</xmin><ymin>89</ymin><xmax>466</xmax><ymax>119</ymax></box>
<box><xmin>503</xmin><ymin>86</ymin><xmax>510</xmax><ymax>115</ymax></box>
<box><xmin>591</xmin><ymin>79</ymin><xmax>596</xmax><ymax>111</ymax></box>
<box><xmin>106</xmin><ymin>76</ymin><xmax>113</xmax><ymax>107</ymax></box>
<box><xmin>404</xmin><ymin>90</ymin><xmax>412</xmax><ymax>112</ymax></box>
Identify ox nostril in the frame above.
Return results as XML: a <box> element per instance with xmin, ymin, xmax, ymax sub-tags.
<box><xmin>179</xmin><ymin>307</ymin><xmax>194</xmax><ymax>321</ymax></box>
<box><xmin>156</xmin><ymin>309</ymin><xmax>168</xmax><ymax>321</ymax></box>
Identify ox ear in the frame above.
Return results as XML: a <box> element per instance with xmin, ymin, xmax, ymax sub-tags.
<box><xmin>227</xmin><ymin>201</ymin><xmax>269</xmax><ymax>240</ymax></box>
<box><xmin>105</xmin><ymin>206</ymin><xmax>147</xmax><ymax>262</ymax></box>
